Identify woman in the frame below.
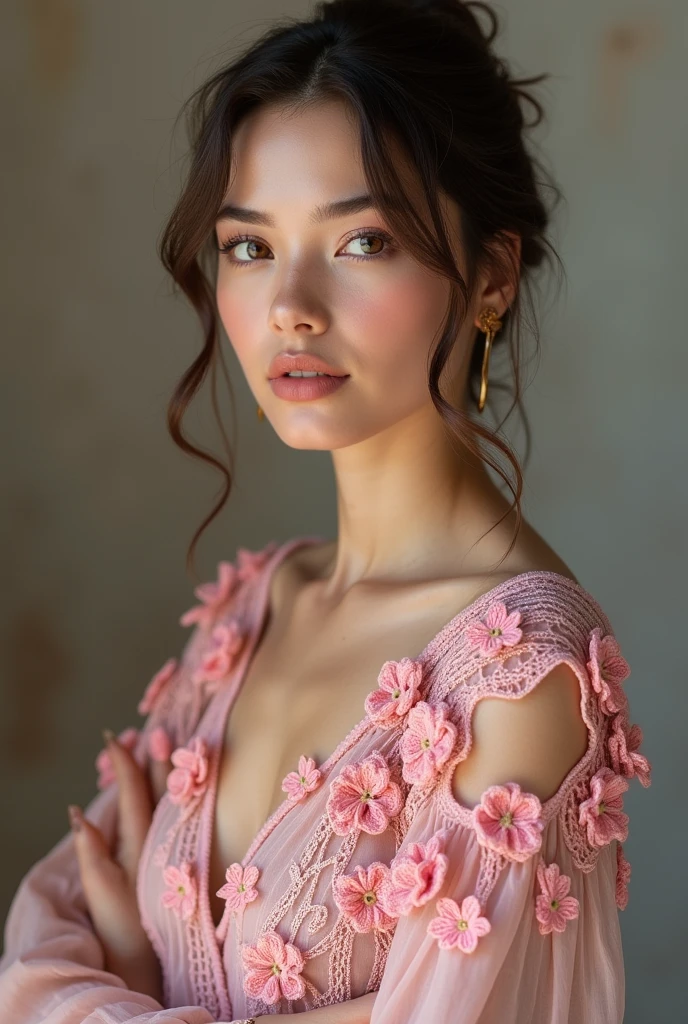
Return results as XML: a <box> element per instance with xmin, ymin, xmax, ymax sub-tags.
<box><xmin>0</xmin><ymin>1</ymin><xmax>651</xmax><ymax>1021</ymax></box>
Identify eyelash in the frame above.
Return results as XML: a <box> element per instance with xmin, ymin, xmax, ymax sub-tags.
<box><xmin>215</xmin><ymin>228</ymin><xmax>397</xmax><ymax>267</ymax></box>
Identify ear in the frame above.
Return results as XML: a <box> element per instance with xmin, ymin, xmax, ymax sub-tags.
<box><xmin>475</xmin><ymin>230</ymin><xmax>521</xmax><ymax>320</ymax></box>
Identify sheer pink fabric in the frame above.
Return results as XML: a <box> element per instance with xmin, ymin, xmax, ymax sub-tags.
<box><xmin>0</xmin><ymin>536</ymin><xmax>650</xmax><ymax>1023</ymax></box>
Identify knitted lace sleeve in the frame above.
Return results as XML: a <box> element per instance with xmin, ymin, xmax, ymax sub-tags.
<box><xmin>367</xmin><ymin>574</ymin><xmax>651</xmax><ymax>1024</ymax></box>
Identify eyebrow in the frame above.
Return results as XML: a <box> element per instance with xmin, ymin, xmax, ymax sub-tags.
<box><xmin>215</xmin><ymin>193</ymin><xmax>381</xmax><ymax>227</ymax></box>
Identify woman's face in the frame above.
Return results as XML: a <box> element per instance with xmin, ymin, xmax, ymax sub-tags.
<box><xmin>214</xmin><ymin>98</ymin><xmax>473</xmax><ymax>451</ymax></box>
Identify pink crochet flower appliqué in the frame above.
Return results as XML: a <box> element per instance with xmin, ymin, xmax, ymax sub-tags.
<box><xmin>535</xmin><ymin>859</ymin><xmax>580</xmax><ymax>935</ymax></box>
<box><xmin>586</xmin><ymin>627</ymin><xmax>630</xmax><ymax>716</ymax></box>
<box><xmin>381</xmin><ymin>830</ymin><xmax>450</xmax><ymax>916</ymax></box>
<box><xmin>281</xmin><ymin>755</ymin><xmax>323</xmax><ymax>802</ymax></box>
<box><xmin>241</xmin><ymin>929</ymin><xmax>306</xmax><ymax>1005</ymax></box>
<box><xmin>327</xmin><ymin>750</ymin><xmax>403</xmax><ymax>836</ymax></box>
<box><xmin>236</xmin><ymin>543</ymin><xmax>277</xmax><ymax>582</ymax></box>
<box><xmin>364</xmin><ymin>657</ymin><xmax>424</xmax><ymax>727</ymax></box>
<box><xmin>138</xmin><ymin>657</ymin><xmax>178</xmax><ymax>716</ymax></box>
<box><xmin>332</xmin><ymin>861</ymin><xmax>398</xmax><ymax>934</ymax></box>
<box><xmin>95</xmin><ymin>727</ymin><xmax>139</xmax><ymax>790</ymax></box>
<box><xmin>473</xmin><ymin>782</ymin><xmax>544</xmax><ymax>862</ymax></box>
<box><xmin>427</xmin><ymin>895</ymin><xmax>491</xmax><ymax>954</ymax></box>
<box><xmin>166</xmin><ymin>736</ymin><xmax>210</xmax><ymax>806</ymax></box>
<box><xmin>180</xmin><ymin>560</ymin><xmax>238</xmax><ymax>630</ymax></box>
<box><xmin>191</xmin><ymin>619</ymin><xmax>246</xmax><ymax>694</ymax></box>
<box><xmin>216</xmin><ymin>862</ymin><xmax>260</xmax><ymax>914</ymax></box>
<box><xmin>400</xmin><ymin>700</ymin><xmax>458</xmax><ymax>786</ymax></box>
<box><xmin>161</xmin><ymin>860</ymin><xmax>198</xmax><ymax>920</ymax></box>
<box><xmin>578</xmin><ymin>767</ymin><xmax>629</xmax><ymax>847</ymax></box>
<box><xmin>616</xmin><ymin>843</ymin><xmax>632</xmax><ymax>910</ymax></box>
<box><xmin>465</xmin><ymin>601</ymin><xmax>523</xmax><ymax>656</ymax></box>
<box><xmin>608</xmin><ymin>714</ymin><xmax>652</xmax><ymax>788</ymax></box>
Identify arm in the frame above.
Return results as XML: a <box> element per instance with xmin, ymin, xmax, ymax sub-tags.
<box><xmin>0</xmin><ymin>622</ymin><xmax>223</xmax><ymax>1023</ymax></box>
<box><xmin>451</xmin><ymin>662</ymin><xmax>590</xmax><ymax>807</ymax></box>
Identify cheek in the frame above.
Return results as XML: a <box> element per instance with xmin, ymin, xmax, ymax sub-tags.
<box><xmin>216</xmin><ymin>283</ymin><xmax>259</xmax><ymax>370</ymax></box>
<box><xmin>344</xmin><ymin>270</ymin><xmax>449</xmax><ymax>387</ymax></box>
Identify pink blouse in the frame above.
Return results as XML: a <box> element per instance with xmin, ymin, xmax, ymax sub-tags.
<box><xmin>0</xmin><ymin>535</ymin><xmax>651</xmax><ymax>1023</ymax></box>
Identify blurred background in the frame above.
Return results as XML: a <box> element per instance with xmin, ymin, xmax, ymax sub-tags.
<box><xmin>0</xmin><ymin>1</ymin><xmax>685</xmax><ymax>1019</ymax></box>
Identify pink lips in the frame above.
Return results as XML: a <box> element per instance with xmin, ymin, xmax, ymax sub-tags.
<box><xmin>269</xmin><ymin>373</ymin><xmax>350</xmax><ymax>401</ymax></box>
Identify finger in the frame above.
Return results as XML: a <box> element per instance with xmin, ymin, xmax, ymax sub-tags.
<box><xmin>147</xmin><ymin>726</ymin><xmax>174</xmax><ymax>805</ymax></box>
<box><xmin>68</xmin><ymin>805</ymin><xmax>156</xmax><ymax>977</ymax></box>
<box><xmin>69</xmin><ymin>804</ymin><xmax>130</xmax><ymax>921</ymax></box>
<box><xmin>103</xmin><ymin>729</ymin><xmax>155</xmax><ymax>881</ymax></box>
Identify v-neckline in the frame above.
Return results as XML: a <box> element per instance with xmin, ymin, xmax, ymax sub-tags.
<box><xmin>196</xmin><ymin>535</ymin><xmax>595</xmax><ymax>947</ymax></box>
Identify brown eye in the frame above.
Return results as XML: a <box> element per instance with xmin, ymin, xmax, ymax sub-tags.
<box><xmin>356</xmin><ymin>235</ymin><xmax>384</xmax><ymax>255</ymax></box>
<box><xmin>244</xmin><ymin>240</ymin><xmax>269</xmax><ymax>259</ymax></box>
<box><xmin>341</xmin><ymin>230</ymin><xmax>395</xmax><ymax>261</ymax></box>
<box><xmin>216</xmin><ymin>234</ymin><xmax>273</xmax><ymax>264</ymax></box>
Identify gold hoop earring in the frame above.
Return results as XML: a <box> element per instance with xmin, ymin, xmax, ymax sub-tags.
<box><xmin>476</xmin><ymin>306</ymin><xmax>503</xmax><ymax>413</ymax></box>
<box><xmin>256</xmin><ymin>404</ymin><xmax>265</xmax><ymax>421</ymax></box>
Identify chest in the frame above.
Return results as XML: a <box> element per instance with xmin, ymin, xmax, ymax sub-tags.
<box><xmin>205</xmin><ymin>574</ymin><xmax>487</xmax><ymax>928</ymax></box>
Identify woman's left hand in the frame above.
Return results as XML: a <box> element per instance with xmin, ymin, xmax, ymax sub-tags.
<box><xmin>69</xmin><ymin>730</ymin><xmax>173</xmax><ymax>1003</ymax></box>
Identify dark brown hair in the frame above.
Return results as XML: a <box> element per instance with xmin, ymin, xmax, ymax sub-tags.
<box><xmin>159</xmin><ymin>0</ymin><xmax>565</xmax><ymax>579</ymax></box>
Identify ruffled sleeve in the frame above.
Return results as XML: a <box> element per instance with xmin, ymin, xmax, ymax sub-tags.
<box><xmin>369</xmin><ymin>577</ymin><xmax>651</xmax><ymax>1024</ymax></box>
<box><xmin>0</xmin><ymin>549</ymin><xmax>267</xmax><ymax>1024</ymax></box>
<box><xmin>370</xmin><ymin>797</ymin><xmax>623</xmax><ymax>1023</ymax></box>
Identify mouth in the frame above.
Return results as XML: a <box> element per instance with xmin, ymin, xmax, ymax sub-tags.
<box><xmin>268</xmin><ymin>372</ymin><xmax>351</xmax><ymax>401</ymax></box>
<box><xmin>269</xmin><ymin>372</ymin><xmax>350</xmax><ymax>381</ymax></box>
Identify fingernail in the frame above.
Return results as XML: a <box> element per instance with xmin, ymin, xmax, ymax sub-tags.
<box><xmin>102</xmin><ymin>728</ymin><xmax>116</xmax><ymax>747</ymax></box>
<box><xmin>68</xmin><ymin>805</ymin><xmax>83</xmax><ymax>833</ymax></box>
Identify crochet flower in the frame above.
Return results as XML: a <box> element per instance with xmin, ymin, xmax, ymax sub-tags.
<box><xmin>191</xmin><ymin>619</ymin><xmax>246</xmax><ymax>693</ymax></box>
<box><xmin>586</xmin><ymin>628</ymin><xmax>630</xmax><ymax>716</ymax></box>
<box><xmin>236</xmin><ymin>543</ymin><xmax>277</xmax><ymax>582</ymax></box>
<box><xmin>381</xmin><ymin>830</ymin><xmax>449</xmax><ymax>916</ymax></box>
<box><xmin>616</xmin><ymin>843</ymin><xmax>631</xmax><ymax>911</ymax></box>
<box><xmin>180</xmin><ymin>560</ymin><xmax>238</xmax><ymax>630</ymax></box>
<box><xmin>148</xmin><ymin>725</ymin><xmax>172</xmax><ymax>762</ymax></box>
<box><xmin>473</xmin><ymin>782</ymin><xmax>544</xmax><ymax>862</ymax></box>
<box><xmin>608</xmin><ymin>714</ymin><xmax>652</xmax><ymax>788</ymax></box>
<box><xmin>241</xmin><ymin>930</ymin><xmax>306</xmax><ymax>1004</ymax></box>
<box><xmin>216</xmin><ymin>862</ymin><xmax>260</xmax><ymax>914</ymax></box>
<box><xmin>95</xmin><ymin>727</ymin><xmax>139</xmax><ymax>790</ymax></box>
<box><xmin>281</xmin><ymin>755</ymin><xmax>323</xmax><ymax>802</ymax></box>
<box><xmin>427</xmin><ymin>895</ymin><xmax>491</xmax><ymax>953</ymax></box>
<box><xmin>465</xmin><ymin>601</ymin><xmax>523</xmax><ymax>655</ymax></box>
<box><xmin>327</xmin><ymin>750</ymin><xmax>403</xmax><ymax>836</ymax></box>
<box><xmin>161</xmin><ymin>861</ymin><xmax>198</xmax><ymax>920</ymax></box>
<box><xmin>166</xmin><ymin>736</ymin><xmax>210</xmax><ymax>806</ymax></box>
<box><xmin>332</xmin><ymin>861</ymin><xmax>398</xmax><ymax>933</ymax></box>
<box><xmin>399</xmin><ymin>701</ymin><xmax>458</xmax><ymax>786</ymax></box>
<box><xmin>578</xmin><ymin>767</ymin><xmax>629</xmax><ymax>847</ymax></box>
<box><xmin>535</xmin><ymin>859</ymin><xmax>580</xmax><ymax>935</ymax></box>
<box><xmin>364</xmin><ymin>657</ymin><xmax>424</xmax><ymax>727</ymax></box>
<box><xmin>138</xmin><ymin>657</ymin><xmax>178</xmax><ymax>716</ymax></box>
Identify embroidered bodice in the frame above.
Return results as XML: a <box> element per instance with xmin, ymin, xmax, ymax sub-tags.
<box><xmin>0</xmin><ymin>535</ymin><xmax>651</xmax><ymax>1024</ymax></box>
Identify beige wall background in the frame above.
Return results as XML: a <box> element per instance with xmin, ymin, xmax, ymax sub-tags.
<box><xmin>1</xmin><ymin>1</ymin><xmax>685</xmax><ymax>1019</ymax></box>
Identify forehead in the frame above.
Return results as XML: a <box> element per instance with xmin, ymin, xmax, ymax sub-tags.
<box><xmin>225</xmin><ymin>99</ymin><xmax>365</xmax><ymax>203</ymax></box>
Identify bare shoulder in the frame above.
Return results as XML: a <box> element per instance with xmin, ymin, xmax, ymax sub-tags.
<box><xmin>485</xmin><ymin>524</ymin><xmax>581</xmax><ymax>587</ymax></box>
<box><xmin>451</xmin><ymin>663</ymin><xmax>589</xmax><ymax>808</ymax></box>
<box><xmin>448</xmin><ymin>523</ymin><xmax>588</xmax><ymax>808</ymax></box>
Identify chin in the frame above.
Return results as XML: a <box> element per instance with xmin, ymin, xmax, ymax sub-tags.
<box><xmin>271</xmin><ymin>419</ymin><xmax>371</xmax><ymax>451</ymax></box>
